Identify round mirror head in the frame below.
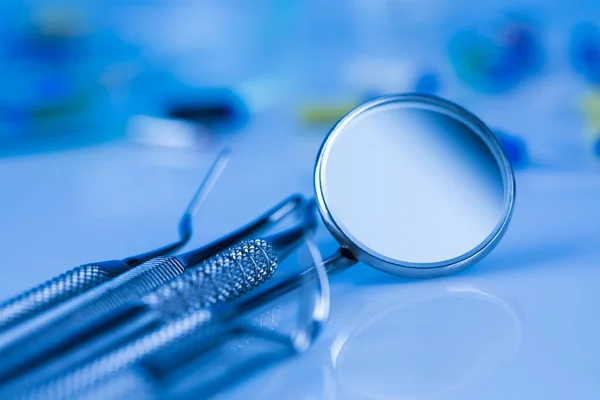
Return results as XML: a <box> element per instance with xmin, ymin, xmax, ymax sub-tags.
<box><xmin>314</xmin><ymin>94</ymin><xmax>515</xmax><ymax>278</ymax></box>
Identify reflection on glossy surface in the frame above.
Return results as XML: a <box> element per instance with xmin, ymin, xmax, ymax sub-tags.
<box><xmin>319</xmin><ymin>97</ymin><xmax>509</xmax><ymax>267</ymax></box>
<box><xmin>331</xmin><ymin>288</ymin><xmax>521</xmax><ymax>400</ymax></box>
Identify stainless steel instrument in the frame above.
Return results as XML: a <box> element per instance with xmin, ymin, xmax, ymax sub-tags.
<box><xmin>0</xmin><ymin>150</ymin><xmax>230</xmax><ymax>332</ymax></box>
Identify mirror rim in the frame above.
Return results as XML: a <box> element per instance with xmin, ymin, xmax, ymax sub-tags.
<box><xmin>313</xmin><ymin>93</ymin><xmax>515</xmax><ymax>278</ymax></box>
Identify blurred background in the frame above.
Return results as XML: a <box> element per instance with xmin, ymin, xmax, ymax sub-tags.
<box><xmin>1</xmin><ymin>0</ymin><xmax>600</xmax><ymax>164</ymax></box>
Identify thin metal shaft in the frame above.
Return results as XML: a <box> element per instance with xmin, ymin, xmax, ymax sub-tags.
<box><xmin>0</xmin><ymin>150</ymin><xmax>231</xmax><ymax>333</ymax></box>
<box><xmin>11</xmin><ymin>238</ymin><xmax>331</xmax><ymax>400</ymax></box>
<box><xmin>122</xmin><ymin>148</ymin><xmax>231</xmax><ymax>267</ymax></box>
<box><xmin>0</xmin><ymin>197</ymin><xmax>314</xmax><ymax>385</ymax></box>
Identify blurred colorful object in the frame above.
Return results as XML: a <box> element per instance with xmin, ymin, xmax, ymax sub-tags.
<box><xmin>127</xmin><ymin>115</ymin><xmax>213</xmax><ymax>150</ymax></box>
<box><xmin>494</xmin><ymin>130</ymin><xmax>529</xmax><ymax>168</ymax></box>
<box><xmin>300</xmin><ymin>71</ymin><xmax>440</xmax><ymax>127</ymax></box>
<box><xmin>0</xmin><ymin>6</ymin><xmax>134</xmax><ymax>155</ymax></box>
<box><xmin>123</xmin><ymin>86</ymin><xmax>251</xmax><ymax>151</ymax></box>
<box><xmin>166</xmin><ymin>88</ymin><xmax>249</xmax><ymax>134</ymax></box>
<box><xmin>581</xmin><ymin>91</ymin><xmax>600</xmax><ymax>156</ymax></box>
<box><xmin>300</xmin><ymin>100</ymin><xmax>359</xmax><ymax>126</ymax></box>
<box><xmin>570</xmin><ymin>23</ymin><xmax>600</xmax><ymax>85</ymax></box>
<box><xmin>449</xmin><ymin>16</ymin><xmax>542</xmax><ymax>93</ymax></box>
<box><xmin>593</xmin><ymin>136</ymin><xmax>600</xmax><ymax>158</ymax></box>
<box><xmin>414</xmin><ymin>71</ymin><xmax>441</xmax><ymax>95</ymax></box>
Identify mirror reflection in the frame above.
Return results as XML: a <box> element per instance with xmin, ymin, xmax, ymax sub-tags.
<box><xmin>320</xmin><ymin>98</ymin><xmax>509</xmax><ymax>267</ymax></box>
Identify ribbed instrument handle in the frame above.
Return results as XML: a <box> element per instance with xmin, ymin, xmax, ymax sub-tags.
<box><xmin>0</xmin><ymin>264</ymin><xmax>113</xmax><ymax>332</ymax></box>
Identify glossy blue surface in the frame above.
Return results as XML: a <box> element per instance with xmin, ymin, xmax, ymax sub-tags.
<box><xmin>0</xmin><ymin>118</ymin><xmax>599</xmax><ymax>398</ymax></box>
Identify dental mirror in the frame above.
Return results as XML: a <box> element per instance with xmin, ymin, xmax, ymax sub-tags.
<box><xmin>316</xmin><ymin>94</ymin><xmax>515</xmax><ymax>277</ymax></box>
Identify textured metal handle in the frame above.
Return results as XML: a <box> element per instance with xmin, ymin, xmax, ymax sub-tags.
<box><xmin>0</xmin><ymin>257</ymin><xmax>186</xmax><ymax>382</ymax></box>
<box><xmin>143</xmin><ymin>238</ymin><xmax>277</xmax><ymax>318</ymax></box>
<box><xmin>0</xmin><ymin>265</ymin><xmax>111</xmax><ymax>332</ymax></box>
<box><xmin>17</xmin><ymin>239</ymin><xmax>280</xmax><ymax>400</ymax></box>
<box><xmin>20</xmin><ymin>310</ymin><xmax>215</xmax><ymax>400</ymax></box>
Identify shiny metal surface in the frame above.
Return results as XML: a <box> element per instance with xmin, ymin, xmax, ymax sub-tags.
<box><xmin>0</xmin><ymin>150</ymin><xmax>231</xmax><ymax>333</ymax></box>
<box><xmin>0</xmin><ymin>264</ymin><xmax>111</xmax><ymax>333</ymax></box>
<box><xmin>143</xmin><ymin>238</ymin><xmax>278</xmax><ymax>318</ymax></box>
<box><xmin>0</xmin><ymin>199</ymin><xmax>316</xmax><ymax>387</ymax></box>
<box><xmin>0</xmin><ymin>256</ymin><xmax>187</xmax><ymax>382</ymax></box>
<box><xmin>315</xmin><ymin>94</ymin><xmax>515</xmax><ymax>277</ymax></box>
<box><xmin>12</xmin><ymin>238</ymin><xmax>328</xmax><ymax>400</ymax></box>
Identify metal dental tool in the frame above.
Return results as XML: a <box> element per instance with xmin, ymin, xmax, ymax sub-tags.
<box><xmin>310</xmin><ymin>93</ymin><xmax>515</xmax><ymax>278</ymax></box>
<box><xmin>0</xmin><ymin>149</ymin><xmax>231</xmax><ymax>332</ymax></box>
<box><xmin>0</xmin><ymin>195</ymin><xmax>313</xmax><ymax>384</ymax></box>
<box><xmin>68</xmin><ymin>92</ymin><xmax>517</xmax><ymax>400</ymax></box>
<box><xmin>150</xmin><ymin>93</ymin><xmax>517</xmax><ymax>399</ymax></box>
<box><xmin>5</xmin><ymin>93</ymin><xmax>517</xmax><ymax>398</ymax></box>
<box><xmin>11</xmin><ymin>237</ymin><xmax>328</xmax><ymax>400</ymax></box>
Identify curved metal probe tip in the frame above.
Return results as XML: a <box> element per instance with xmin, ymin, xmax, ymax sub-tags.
<box><xmin>177</xmin><ymin>194</ymin><xmax>306</xmax><ymax>267</ymax></box>
<box><xmin>0</xmin><ymin>149</ymin><xmax>230</xmax><ymax>338</ymax></box>
<box><xmin>178</xmin><ymin>148</ymin><xmax>232</xmax><ymax>240</ymax></box>
<box><xmin>123</xmin><ymin>149</ymin><xmax>231</xmax><ymax>266</ymax></box>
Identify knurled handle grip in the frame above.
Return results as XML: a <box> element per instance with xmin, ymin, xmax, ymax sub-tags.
<box><xmin>0</xmin><ymin>257</ymin><xmax>187</xmax><ymax>381</ymax></box>
<box><xmin>20</xmin><ymin>239</ymin><xmax>280</xmax><ymax>400</ymax></box>
<box><xmin>3</xmin><ymin>239</ymin><xmax>278</xmax><ymax>394</ymax></box>
<box><xmin>143</xmin><ymin>238</ymin><xmax>278</xmax><ymax>318</ymax></box>
<box><xmin>0</xmin><ymin>264</ymin><xmax>112</xmax><ymax>332</ymax></box>
<box><xmin>22</xmin><ymin>310</ymin><xmax>214</xmax><ymax>400</ymax></box>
